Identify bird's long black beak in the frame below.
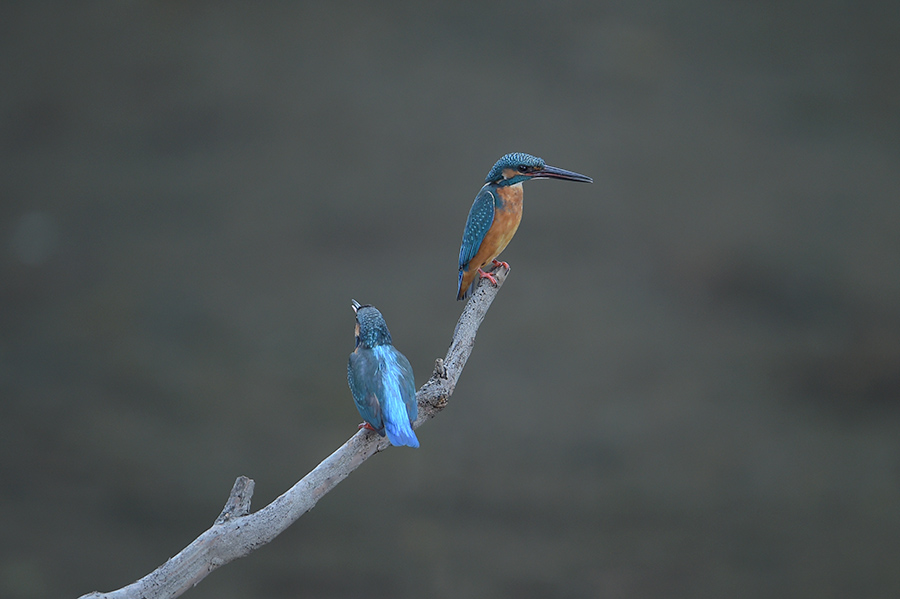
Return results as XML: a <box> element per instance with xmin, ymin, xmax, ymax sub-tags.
<box><xmin>532</xmin><ymin>164</ymin><xmax>593</xmax><ymax>183</ymax></box>
<box><xmin>351</xmin><ymin>299</ymin><xmax>361</xmax><ymax>313</ymax></box>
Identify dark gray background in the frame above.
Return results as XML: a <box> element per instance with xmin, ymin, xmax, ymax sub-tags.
<box><xmin>2</xmin><ymin>2</ymin><xmax>899</xmax><ymax>598</ymax></box>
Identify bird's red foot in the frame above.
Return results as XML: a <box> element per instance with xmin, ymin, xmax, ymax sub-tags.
<box><xmin>491</xmin><ymin>259</ymin><xmax>510</xmax><ymax>271</ymax></box>
<box><xmin>477</xmin><ymin>268</ymin><xmax>499</xmax><ymax>286</ymax></box>
<box><xmin>358</xmin><ymin>422</ymin><xmax>377</xmax><ymax>432</ymax></box>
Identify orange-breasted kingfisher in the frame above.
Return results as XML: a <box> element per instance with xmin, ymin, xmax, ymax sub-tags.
<box><xmin>347</xmin><ymin>300</ymin><xmax>419</xmax><ymax>448</ymax></box>
<box><xmin>456</xmin><ymin>152</ymin><xmax>592</xmax><ymax>300</ymax></box>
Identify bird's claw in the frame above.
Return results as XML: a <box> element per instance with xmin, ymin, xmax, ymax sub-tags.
<box><xmin>476</xmin><ymin>268</ymin><xmax>499</xmax><ymax>286</ymax></box>
<box><xmin>358</xmin><ymin>422</ymin><xmax>377</xmax><ymax>432</ymax></box>
<box><xmin>491</xmin><ymin>259</ymin><xmax>510</xmax><ymax>271</ymax></box>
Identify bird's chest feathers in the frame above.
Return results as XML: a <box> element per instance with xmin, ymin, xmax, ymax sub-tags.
<box><xmin>490</xmin><ymin>183</ymin><xmax>523</xmax><ymax>249</ymax></box>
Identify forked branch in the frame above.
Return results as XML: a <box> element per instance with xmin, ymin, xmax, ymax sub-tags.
<box><xmin>78</xmin><ymin>269</ymin><xmax>508</xmax><ymax>599</ymax></box>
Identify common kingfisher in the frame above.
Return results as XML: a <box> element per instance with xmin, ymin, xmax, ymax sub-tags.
<box><xmin>456</xmin><ymin>152</ymin><xmax>592</xmax><ymax>300</ymax></box>
<box><xmin>347</xmin><ymin>300</ymin><xmax>419</xmax><ymax>448</ymax></box>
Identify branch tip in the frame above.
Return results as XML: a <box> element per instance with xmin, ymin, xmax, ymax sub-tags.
<box><xmin>216</xmin><ymin>476</ymin><xmax>255</xmax><ymax>524</ymax></box>
<box><xmin>433</xmin><ymin>357</ymin><xmax>447</xmax><ymax>379</ymax></box>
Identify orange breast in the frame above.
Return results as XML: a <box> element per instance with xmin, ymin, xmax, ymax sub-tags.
<box><xmin>468</xmin><ymin>184</ymin><xmax>523</xmax><ymax>272</ymax></box>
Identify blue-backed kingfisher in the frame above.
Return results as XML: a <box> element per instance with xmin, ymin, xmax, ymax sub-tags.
<box><xmin>347</xmin><ymin>300</ymin><xmax>419</xmax><ymax>448</ymax></box>
<box><xmin>457</xmin><ymin>152</ymin><xmax>592</xmax><ymax>300</ymax></box>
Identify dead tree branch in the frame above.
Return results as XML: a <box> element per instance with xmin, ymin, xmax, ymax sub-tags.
<box><xmin>78</xmin><ymin>269</ymin><xmax>508</xmax><ymax>599</ymax></box>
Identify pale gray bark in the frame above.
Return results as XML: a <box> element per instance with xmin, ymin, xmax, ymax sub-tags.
<box><xmin>78</xmin><ymin>269</ymin><xmax>508</xmax><ymax>599</ymax></box>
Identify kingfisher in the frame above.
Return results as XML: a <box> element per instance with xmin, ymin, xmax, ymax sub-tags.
<box><xmin>457</xmin><ymin>152</ymin><xmax>592</xmax><ymax>300</ymax></box>
<box><xmin>347</xmin><ymin>300</ymin><xmax>419</xmax><ymax>448</ymax></box>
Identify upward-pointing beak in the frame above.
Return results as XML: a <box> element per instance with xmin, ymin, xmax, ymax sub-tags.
<box><xmin>532</xmin><ymin>164</ymin><xmax>593</xmax><ymax>183</ymax></box>
<box><xmin>351</xmin><ymin>299</ymin><xmax>361</xmax><ymax>313</ymax></box>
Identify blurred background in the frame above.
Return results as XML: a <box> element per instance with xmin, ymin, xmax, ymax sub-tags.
<box><xmin>2</xmin><ymin>2</ymin><xmax>899</xmax><ymax>598</ymax></box>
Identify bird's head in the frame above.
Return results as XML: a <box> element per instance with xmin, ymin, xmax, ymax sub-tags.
<box><xmin>485</xmin><ymin>152</ymin><xmax>593</xmax><ymax>187</ymax></box>
<box><xmin>351</xmin><ymin>299</ymin><xmax>392</xmax><ymax>349</ymax></box>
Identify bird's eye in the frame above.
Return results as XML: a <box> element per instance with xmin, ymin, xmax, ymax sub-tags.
<box><xmin>517</xmin><ymin>164</ymin><xmax>528</xmax><ymax>173</ymax></box>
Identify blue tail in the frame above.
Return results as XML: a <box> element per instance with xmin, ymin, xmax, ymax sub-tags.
<box><xmin>385</xmin><ymin>420</ymin><xmax>419</xmax><ymax>448</ymax></box>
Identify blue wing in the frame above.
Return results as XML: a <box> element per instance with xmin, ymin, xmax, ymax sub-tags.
<box><xmin>372</xmin><ymin>345</ymin><xmax>419</xmax><ymax>448</ymax></box>
<box><xmin>392</xmin><ymin>350</ymin><xmax>418</xmax><ymax>424</ymax></box>
<box><xmin>458</xmin><ymin>186</ymin><xmax>497</xmax><ymax>271</ymax></box>
<box><xmin>347</xmin><ymin>349</ymin><xmax>384</xmax><ymax>435</ymax></box>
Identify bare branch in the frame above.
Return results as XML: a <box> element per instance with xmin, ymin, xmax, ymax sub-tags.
<box><xmin>78</xmin><ymin>269</ymin><xmax>508</xmax><ymax>599</ymax></box>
